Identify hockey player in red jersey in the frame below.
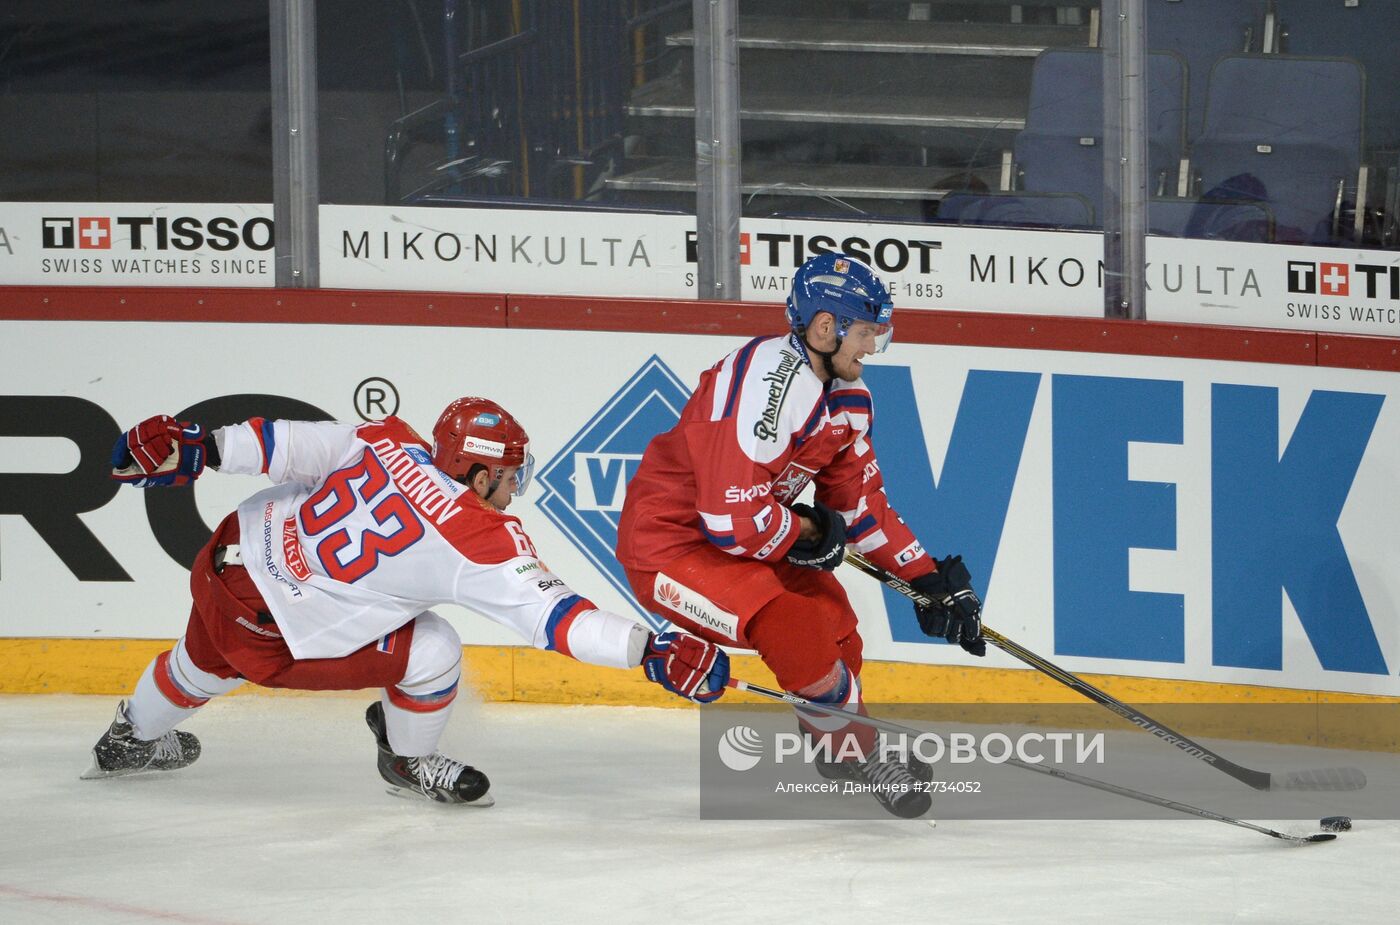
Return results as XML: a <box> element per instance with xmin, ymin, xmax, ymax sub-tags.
<box><xmin>616</xmin><ymin>253</ymin><xmax>985</xmax><ymax>818</ymax></box>
<box><xmin>83</xmin><ymin>398</ymin><xmax>728</xmax><ymax>805</ymax></box>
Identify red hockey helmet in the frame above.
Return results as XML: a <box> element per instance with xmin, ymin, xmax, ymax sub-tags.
<box><xmin>431</xmin><ymin>397</ymin><xmax>534</xmax><ymax>496</ymax></box>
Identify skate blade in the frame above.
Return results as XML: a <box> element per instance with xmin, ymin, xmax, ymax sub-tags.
<box><xmin>384</xmin><ymin>786</ymin><xmax>495</xmax><ymax>808</ymax></box>
<box><xmin>80</xmin><ymin>753</ymin><xmax>152</xmax><ymax>780</ymax></box>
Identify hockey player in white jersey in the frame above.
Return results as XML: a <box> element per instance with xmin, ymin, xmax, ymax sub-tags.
<box><xmin>83</xmin><ymin>397</ymin><xmax>729</xmax><ymax>805</ymax></box>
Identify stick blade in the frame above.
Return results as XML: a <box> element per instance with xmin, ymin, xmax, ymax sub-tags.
<box><xmin>1271</xmin><ymin>767</ymin><xmax>1367</xmax><ymax>791</ymax></box>
<box><xmin>1302</xmin><ymin>833</ymin><xmax>1338</xmax><ymax>844</ymax></box>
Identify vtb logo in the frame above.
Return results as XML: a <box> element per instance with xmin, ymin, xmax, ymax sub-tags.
<box><xmin>1288</xmin><ymin>260</ymin><xmax>1349</xmax><ymax>297</ymax></box>
<box><xmin>573</xmin><ymin>453</ymin><xmax>645</xmax><ymax>512</ymax></box>
<box><xmin>43</xmin><ymin>217</ymin><xmax>111</xmax><ymax>250</ymax></box>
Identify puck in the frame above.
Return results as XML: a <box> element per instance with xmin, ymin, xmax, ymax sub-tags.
<box><xmin>1319</xmin><ymin>815</ymin><xmax>1352</xmax><ymax>832</ymax></box>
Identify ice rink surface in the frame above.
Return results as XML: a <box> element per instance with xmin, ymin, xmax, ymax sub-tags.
<box><xmin>3</xmin><ymin>693</ymin><xmax>1396</xmax><ymax>925</ymax></box>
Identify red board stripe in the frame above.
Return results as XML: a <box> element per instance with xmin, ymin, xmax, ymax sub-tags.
<box><xmin>507</xmin><ymin>294</ymin><xmax>783</xmax><ymax>337</ymax></box>
<box><xmin>1317</xmin><ymin>333</ymin><xmax>1400</xmax><ymax>372</ymax></box>
<box><xmin>2</xmin><ymin>285</ymin><xmax>1396</xmax><ymax>370</ymax></box>
<box><xmin>0</xmin><ymin>286</ymin><xmax>505</xmax><ymax>327</ymax></box>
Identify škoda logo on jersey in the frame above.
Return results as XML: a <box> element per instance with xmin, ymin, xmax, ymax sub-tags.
<box><xmin>537</xmin><ymin>356</ymin><xmax>691</xmax><ymax>630</ymax></box>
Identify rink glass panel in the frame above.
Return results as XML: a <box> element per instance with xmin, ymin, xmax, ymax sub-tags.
<box><xmin>4</xmin><ymin>2</ymin><xmax>1400</xmax><ymax>295</ymax></box>
<box><xmin>0</xmin><ymin>0</ymin><xmax>272</xmax><ymax>204</ymax></box>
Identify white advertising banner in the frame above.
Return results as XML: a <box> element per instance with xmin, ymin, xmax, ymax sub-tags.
<box><xmin>1145</xmin><ymin>237</ymin><xmax>1400</xmax><ymax>336</ymax></box>
<box><xmin>0</xmin><ymin>202</ymin><xmax>275</xmax><ymax>287</ymax></box>
<box><xmin>319</xmin><ymin>204</ymin><xmax>1400</xmax><ymax>336</ymax></box>
<box><xmin>2</xmin><ymin>318</ymin><xmax>1398</xmax><ymax>696</ymax></box>
<box><xmin>1</xmin><ymin>200</ymin><xmax>1396</xmax><ymax>335</ymax></box>
<box><xmin>318</xmin><ymin>204</ymin><xmax>1105</xmax><ymax>315</ymax></box>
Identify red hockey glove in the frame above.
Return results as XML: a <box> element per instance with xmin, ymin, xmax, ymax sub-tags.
<box><xmin>111</xmin><ymin>415</ymin><xmax>215</xmax><ymax>487</ymax></box>
<box><xmin>642</xmin><ymin>631</ymin><xmax>730</xmax><ymax>703</ymax></box>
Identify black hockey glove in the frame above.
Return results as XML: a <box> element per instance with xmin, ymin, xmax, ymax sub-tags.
<box><xmin>910</xmin><ymin>556</ymin><xmax>986</xmax><ymax>657</ymax></box>
<box><xmin>785</xmin><ymin>500</ymin><xmax>846</xmax><ymax>571</ymax></box>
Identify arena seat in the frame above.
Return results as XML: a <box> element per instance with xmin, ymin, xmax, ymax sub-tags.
<box><xmin>1190</xmin><ymin>55</ymin><xmax>1362</xmax><ymax>243</ymax></box>
<box><xmin>1013</xmin><ymin>48</ymin><xmax>1187</xmax><ymax>218</ymax></box>
<box><xmin>1145</xmin><ymin>0</ymin><xmax>1267</xmax><ymax>140</ymax></box>
<box><xmin>1275</xmin><ymin>0</ymin><xmax>1400</xmax><ymax>152</ymax></box>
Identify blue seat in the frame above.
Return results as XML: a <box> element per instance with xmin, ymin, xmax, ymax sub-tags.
<box><xmin>1013</xmin><ymin>48</ymin><xmax>1187</xmax><ymax>219</ymax></box>
<box><xmin>1191</xmin><ymin>55</ymin><xmax>1362</xmax><ymax>242</ymax></box>
<box><xmin>937</xmin><ymin>192</ymin><xmax>1095</xmax><ymax>230</ymax></box>
<box><xmin>1146</xmin><ymin>0</ymin><xmax>1267</xmax><ymax>140</ymax></box>
<box><xmin>1275</xmin><ymin>0</ymin><xmax>1400</xmax><ymax>151</ymax></box>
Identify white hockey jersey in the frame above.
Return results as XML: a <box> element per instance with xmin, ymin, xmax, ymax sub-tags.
<box><xmin>217</xmin><ymin>416</ymin><xmax>642</xmax><ymax>665</ymax></box>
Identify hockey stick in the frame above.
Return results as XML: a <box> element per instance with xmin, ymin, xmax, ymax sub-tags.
<box><xmin>727</xmin><ymin>677</ymin><xmax>1337</xmax><ymax>845</ymax></box>
<box><xmin>843</xmin><ymin>549</ymin><xmax>1365</xmax><ymax>793</ymax></box>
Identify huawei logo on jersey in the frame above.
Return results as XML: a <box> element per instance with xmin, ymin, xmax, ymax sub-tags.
<box><xmin>656</xmin><ymin>581</ymin><xmax>683</xmax><ymax>609</ymax></box>
<box><xmin>652</xmin><ymin>573</ymin><xmax>741</xmax><ymax>641</ymax></box>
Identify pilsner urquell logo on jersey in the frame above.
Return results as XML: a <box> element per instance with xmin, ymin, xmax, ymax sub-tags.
<box><xmin>537</xmin><ymin>355</ymin><xmax>691</xmax><ymax>629</ymax></box>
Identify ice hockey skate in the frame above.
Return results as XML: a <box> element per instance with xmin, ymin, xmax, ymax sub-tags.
<box><xmin>803</xmin><ymin>727</ymin><xmax>933</xmax><ymax>786</ymax></box>
<box><xmin>80</xmin><ymin>700</ymin><xmax>201</xmax><ymax>780</ymax></box>
<box><xmin>365</xmin><ymin>702</ymin><xmax>493</xmax><ymax>806</ymax></box>
<box><xmin>854</xmin><ymin>747</ymin><xmax>933</xmax><ymax>819</ymax></box>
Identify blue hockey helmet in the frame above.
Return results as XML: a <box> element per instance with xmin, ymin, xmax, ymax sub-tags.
<box><xmin>785</xmin><ymin>253</ymin><xmax>894</xmax><ymax>353</ymax></box>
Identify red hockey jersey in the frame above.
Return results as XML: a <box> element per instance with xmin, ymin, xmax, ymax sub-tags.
<box><xmin>616</xmin><ymin>334</ymin><xmax>934</xmax><ymax>581</ymax></box>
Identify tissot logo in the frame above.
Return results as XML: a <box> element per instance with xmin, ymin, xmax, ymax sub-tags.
<box><xmin>685</xmin><ymin>231</ymin><xmax>940</xmax><ymax>274</ymax></box>
<box><xmin>1287</xmin><ymin>260</ymin><xmax>1400</xmax><ymax>300</ymax></box>
<box><xmin>40</xmin><ymin>215</ymin><xmax>273</xmax><ymax>252</ymax></box>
